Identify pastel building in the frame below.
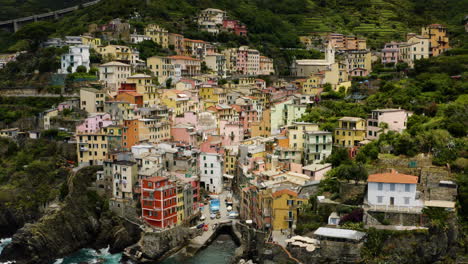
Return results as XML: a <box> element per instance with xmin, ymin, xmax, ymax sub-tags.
<box><xmin>76</xmin><ymin>113</ymin><xmax>113</xmax><ymax>134</ymax></box>
<box><xmin>99</xmin><ymin>61</ymin><xmax>131</xmax><ymax>92</ymax></box>
<box><xmin>366</xmin><ymin>109</ymin><xmax>412</xmax><ymax>140</ymax></box>
<box><xmin>334</xmin><ymin>117</ymin><xmax>366</xmax><ymax>147</ymax></box>
<box><xmin>381</xmin><ymin>42</ymin><xmax>402</xmax><ymax>65</ymax></box>
<box><xmin>144</xmin><ymin>24</ymin><xmax>169</xmax><ymax>48</ymax></box>
<box><xmin>367</xmin><ymin>170</ymin><xmax>422</xmax><ymax>207</ymax></box>
<box><xmin>303</xmin><ymin>131</ymin><xmax>333</xmax><ymax>164</ymax></box>
<box><xmin>421</xmin><ymin>24</ymin><xmax>450</xmax><ymax>57</ymax></box>
<box><xmin>80</xmin><ymin>88</ymin><xmax>105</xmax><ymax>113</ymax></box>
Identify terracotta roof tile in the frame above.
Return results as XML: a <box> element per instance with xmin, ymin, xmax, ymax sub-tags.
<box><xmin>368</xmin><ymin>171</ymin><xmax>418</xmax><ymax>184</ymax></box>
<box><xmin>272</xmin><ymin>189</ymin><xmax>298</xmax><ymax>198</ymax></box>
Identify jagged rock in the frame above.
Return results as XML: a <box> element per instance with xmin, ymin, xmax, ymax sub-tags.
<box><xmin>0</xmin><ymin>166</ymin><xmax>141</xmax><ymax>264</ymax></box>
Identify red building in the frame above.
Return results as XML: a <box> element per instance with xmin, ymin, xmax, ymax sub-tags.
<box><xmin>141</xmin><ymin>176</ymin><xmax>178</xmax><ymax>229</ymax></box>
<box><xmin>222</xmin><ymin>20</ymin><xmax>248</xmax><ymax>36</ymax></box>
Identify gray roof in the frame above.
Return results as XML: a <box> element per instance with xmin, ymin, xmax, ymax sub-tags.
<box><xmin>314</xmin><ymin>227</ymin><xmax>366</xmax><ymax>241</ymax></box>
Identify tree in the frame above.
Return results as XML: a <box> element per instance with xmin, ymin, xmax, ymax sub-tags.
<box><xmin>76</xmin><ymin>65</ymin><xmax>87</xmax><ymax>73</ymax></box>
<box><xmin>165</xmin><ymin>77</ymin><xmax>172</xmax><ymax>89</ymax></box>
<box><xmin>201</xmin><ymin>61</ymin><xmax>209</xmax><ymax>73</ymax></box>
<box><xmin>326</xmin><ymin>147</ymin><xmax>351</xmax><ymax>167</ymax></box>
<box><xmin>14</xmin><ymin>21</ymin><xmax>56</xmax><ymax>51</ymax></box>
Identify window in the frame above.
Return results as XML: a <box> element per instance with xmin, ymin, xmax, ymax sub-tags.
<box><xmin>378</xmin><ymin>183</ymin><xmax>383</xmax><ymax>190</ymax></box>
<box><xmin>390</xmin><ymin>183</ymin><xmax>396</xmax><ymax>191</ymax></box>
<box><xmin>404</xmin><ymin>197</ymin><xmax>410</xmax><ymax>204</ymax></box>
<box><xmin>377</xmin><ymin>196</ymin><xmax>383</xmax><ymax>203</ymax></box>
<box><xmin>287</xmin><ymin>200</ymin><xmax>294</xmax><ymax>206</ymax></box>
<box><xmin>405</xmin><ymin>184</ymin><xmax>411</xmax><ymax>192</ymax></box>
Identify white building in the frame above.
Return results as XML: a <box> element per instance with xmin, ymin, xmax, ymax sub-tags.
<box><xmin>112</xmin><ymin>160</ymin><xmax>138</xmax><ymax>200</ymax></box>
<box><xmin>130</xmin><ymin>33</ymin><xmax>151</xmax><ymax>44</ymax></box>
<box><xmin>59</xmin><ymin>45</ymin><xmax>90</xmax><ymax>74</ymax></box>
<box><xmin>197</xmin><ymin>8</ymin><xmax>226</xmax><ymax>34</ymax></box>
<box><xmin>99</xmin><ymin>61</ymin><xmax>132</xmax><ymax>92</ymax></box>
<box><xmin>199</xmin><ymin>152</ymin><xmax>224</xmax><ymax>193</ymax></box>
<box><xmin>399</xmin><ymin>34</ymin><xmax>430</xmax><ymax>68</ymax></box>
<box><xmin>303</xmin><ymin>131</ymin><xmax>333</xmax><ymax>164</ymax></box>
<box><xmin>367</xmin><ymin>170</ymin><xmax>422</xmax><ymax>207</ymax></box>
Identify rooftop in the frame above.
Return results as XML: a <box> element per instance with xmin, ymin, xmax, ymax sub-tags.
<box><xmin>314</xmin><ymin>227</ymin><xmax>366</xmax><ymax>241</ymax></box>
<box><xmin>339</xmin><ymin>116</ymin><xmax>363</xmax><ymax>122</ymax></box>
<box><xmin>368</xmin><ymin>170</ymin><xmax>418</xmax><ymax>184</ymax></box>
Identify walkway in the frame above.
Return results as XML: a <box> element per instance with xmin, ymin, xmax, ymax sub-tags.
<box><xmin>186</xmin><ymin>191</ymin><xmax>236</xmax><ymax>253</ymax></box>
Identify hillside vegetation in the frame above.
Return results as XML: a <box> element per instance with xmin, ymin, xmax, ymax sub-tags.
<box><xmin>0</xmin><ymin>0</ymin><xmax>92</xmax><ymax>21</ymax></box>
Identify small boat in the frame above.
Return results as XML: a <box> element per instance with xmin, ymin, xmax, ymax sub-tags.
<box><xmin>226</xmin><ymin>206</ymin><xmax>232</xmax><ymax>211</ymax></box>
<box><xmin>200</xmin><ymin>215</ymin><xmax>206</xmax><ymax>221</ymax></box>
<box><xmin>210</xmin><ymin>213</ymin><xmax>216</xmax><ymax>219</ymax></box>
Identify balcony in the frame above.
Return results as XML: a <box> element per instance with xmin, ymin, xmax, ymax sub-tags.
<box><xmin>284</xmin><ymin>216</ymin><xmax>294</xmax><ymax>221</ymax></box>
<box><xmin>79</xmin><ymin>147</ymin><xmax>89</xmax><ymax>152</ymax></box>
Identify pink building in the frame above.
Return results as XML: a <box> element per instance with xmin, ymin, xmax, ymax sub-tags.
<box><xmin>76</xmin><ymin>113</ymin><xmax>113</xmax><ymax>134</ymax></box>
<box><xmin>366</xmin><ymin>109</ymin><xmax>413</xmax><ymax>140</ymax></box>
<box><xmin>58</xmin><ymin>102</ymin><xmax>73</xmax><ymax>111</ymax></box>
<box><xmin>382</xmin><ymin>42</ymin><xmax>402</xmax><ymax>65</ymax></box>
<box><xmin>349</xmin><ymin>68</ymin><xmax>369</xmax><ymax>77</ymax></box>
<box><xmin>174</xmin><ymin>111</ymin><xmax>198</xmax><ymax>126</ymax></box>
<box><xmin>171</xmin><ymin>123</ymin><xmax>197</xmax><ymax>145</ymax></box>
<box><xmin>220</xmin><ymin>120</ymin><xmax>244</xmax><ymax>146</ymax></box>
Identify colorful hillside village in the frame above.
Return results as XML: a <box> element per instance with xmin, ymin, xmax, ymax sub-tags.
<box><xmin>0</xmin><ymin>8</ymin><xmax>459</xmax><ymax>258</ymax></box>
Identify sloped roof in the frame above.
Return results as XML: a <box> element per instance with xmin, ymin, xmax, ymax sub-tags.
<box><xmin>368</xmin><ymin>170</ymin><xmax>418</xmax><ymax>184</ymax></box>
<box><xmin>272</xmin><ymin>189</ymin><xmax>298</xmax><ymax>198</ymax></box>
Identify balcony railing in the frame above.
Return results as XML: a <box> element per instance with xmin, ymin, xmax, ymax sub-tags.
<box><xmin>284</xmin><ymin>216</ymin><xmax>294</xmax><ymax>221</ymax></box>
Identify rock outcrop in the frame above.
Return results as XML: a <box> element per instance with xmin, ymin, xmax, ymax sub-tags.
<box><xmin>0</xmin><ymin>166</ymin><xmax>141</xmax><ymax>264</ymax></box>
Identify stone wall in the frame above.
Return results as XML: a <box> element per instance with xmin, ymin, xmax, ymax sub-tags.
<box><xmin>367</xmin><ymin>211</ymin><xmax>422</xmax><ymax>226</ymax></box>
<box><xmin>139</xmin><ymin>226</ymin><xmax>201</xmax><ymax>260</ymax></box>
<box><xmin>288</xmin><ymin>240</ymin><xmax>364</xmax><ymax>264</ymax></box>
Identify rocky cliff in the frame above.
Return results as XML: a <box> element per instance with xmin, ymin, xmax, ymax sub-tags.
<box><xmin>0</xmin><ymin>166</ymin><xmax>141</xmax><ymax>264</ymax></box>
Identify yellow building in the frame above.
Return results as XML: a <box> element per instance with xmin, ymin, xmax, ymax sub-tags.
<box><xmin>199</xmin><ymin>86</ymin><xmax>226</xmax><ymax>109</ymax></box>
<box><xmin>251</xmin><ymin>108</ymin><xmax>271</xmax><ymax>138</ymax></box>
<box><xmin>146</xmin><ymin>56</ymin><xmax>174</xmax><ymax>84</ymax></box>
<box><xmin>302</xmin><ymin>74</ymin><xmax>324</xmax><ymax>95</ymax></box>
<box><xmin>77</xmin><ymin>133</ymin><xmax>108</xmax><ymax>166</ymax></box>
<box><xmin>287</xmin><ymin>122</ymin><xmax>319</xmax><ymax>151</ymax></box>
<box><xmin>224</xmin><ymin>146</ymin><xmax>238</xmax><ymax>176</ymax></box>
<box><xmin>96</xmin><ymin>45</ymin><xmax>139</xmax><ymax>65</ymax></box>
<box><xmin>271</xmin><ymin>189</ymin><xmax>307</xmax><ymax>231</ymax></box>
<box><xmin>81</xmin><ymin>36</ymin><xmax>101</xmax><ymax>49</ymax></box>
<box><xmin>144</xmin><ymin>24</ymin><xmax>169</xmax><ymax>48</ymax></box>
<box><xmin>177</xmin><ymin>185</ymin><xmax>185</xmax><ymax>225</ymax></box>
<box><xmin>80</xmin><ymin>88</ymin><xmax>105</xmax><ymax>113</ymax></box>
<box><xmin>334</xmin><ymin>117</ymin><xmax>366</xmax><ymax>147</ymax></box>
<box><xmin>421</xmin><ymin>24</ymin><xmax>450</xmax><ymax>57</ymax></box>
<box><xmin>138</xmin><ymin>119</ymin><xmax>171</xmax><ymax>144</ymax></box>
<box><xmin>160</xmin><ymin>90</ymin><xmax>190</xmax><ymax>116</ymax></box>
<box><xmin>125</xmin><ymin>74</ymin><xmax>158</xmax><ymax>107</ymax></box>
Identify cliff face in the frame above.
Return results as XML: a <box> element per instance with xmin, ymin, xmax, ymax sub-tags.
<box><xmin>0</xmin><ymin>166</ymin><xmax>141</xmax><ymax>264</ymax></box>
<box><xmin>0</xmin><ymin>206</ymin><xmax>41</xmax><ymax>238</ymax></box>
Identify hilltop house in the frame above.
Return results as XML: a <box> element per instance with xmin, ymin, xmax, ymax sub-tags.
<box><xmin>367</xmin><ymin>170</ymin><xmax>422</xmax><ymax>207</ymax></box>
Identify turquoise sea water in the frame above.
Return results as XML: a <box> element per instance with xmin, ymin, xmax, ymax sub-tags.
<box><xmin>53</xmin><ymin>247</ymin><xmax>127</xmax><ymax>264</ymax></box>
<box><xmin>161</xmin><ymin>234</ymin><xmax>238</xmax><ymax>264</ymax></box>
<box><xmin>0</xmin><ymin>233</ymin><xmax>237</xmax><ymax>264</ymax></box>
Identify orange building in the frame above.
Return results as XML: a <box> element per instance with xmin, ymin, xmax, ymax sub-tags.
<box><xmin>123</xmin><ymin>119</ymin><xmax>139</xmax><ymax>150</ymax></box>
<box><xmin>115</xmin><ymin>91</ymin><xmax>143</xmax><ymax>107</ymax></box>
